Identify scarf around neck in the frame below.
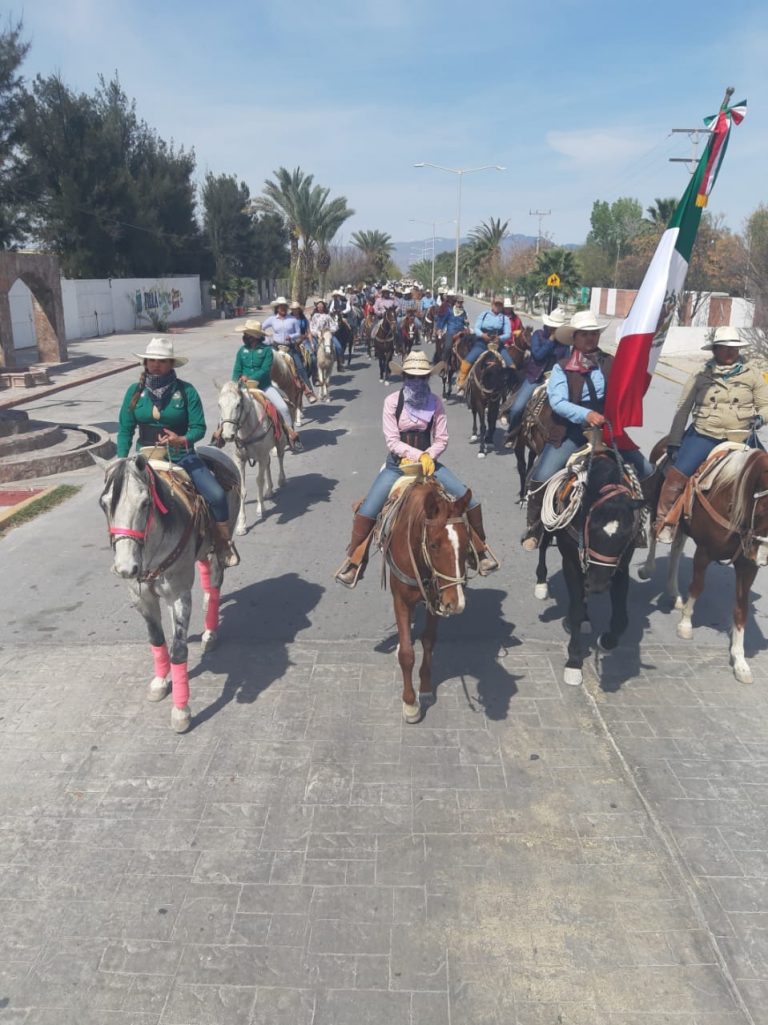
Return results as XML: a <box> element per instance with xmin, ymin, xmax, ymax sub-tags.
<box><xmin>145</xmin><ymin>368</ymin><xmax>178</xmax><ymax>408</ymax></box>
<box><xmin>706</xmin><ymin>358</ymin><xmax>744</xmax><ymax>381</ymax></box>
<box><xmin>563</xmin><ymin>349</ymin><xmax>599</xmax><ymax>374</ymax></box>
<box><xmin>402</xmin><ymin>379</ymin><xmax>436</xmax><ymax>423</ymax></box>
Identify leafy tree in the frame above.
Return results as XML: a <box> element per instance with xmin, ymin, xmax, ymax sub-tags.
<box><xmin>746</xmin><ymin>204</ymin><xmax>768</xmax><ymax>328</ymax></box>
<box><xmin>646</xmin><ymin>196</ymin><xmax>677</xmax><ymax>227</ymax></box>
<box><xmin>351</xmin><ymin>229</ymin><xmax>394</xmax><ymax>279</ymax></box>
<box><xmin>201</xmin><ymin>172</ymin><xmax>255</xmax><ymax>285</ymax></box>
<box><xmin>409</xmin><ymin>250</ymin><xmax>455</xmax><ymax>290</ymax></box>
<box><xmin>535</xmin><ymin>247</ymin><xmax>581</xmax><ymax>297</ymax></box>
<box><xmin>586</xmin><ymin>196</ymin><xmax>644</xmax><ymax>285</ymax></box>
<box><xmin>0</xmin><ymin>19</ymin><xmax>32</xmax><ymax>247</ymax></box>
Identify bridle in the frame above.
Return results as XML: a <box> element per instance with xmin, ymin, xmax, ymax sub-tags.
<box><xmin>108</xmin><ymin>463</ymin><xmax>168</xmax><ymax>545</ymax></box>
<box><xmin>581</xmin><ymin>481</ymin><xmax>638</xmax><ymax>572</ymax></box>
<box><xmin>219</xmin><ymin>387</ymin><xmax>270</xmax><ymax>450</ymax></box>
<box><xmin>386</xmin><ymin>507</ymin><xmax>470</xmax><ymax>617</ymax></box>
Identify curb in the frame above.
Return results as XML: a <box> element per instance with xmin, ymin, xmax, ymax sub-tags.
<box><xmin>0</xmin><ymin>360</ymin><xmax>134</xmax><ymax>411</ymax></box>
<box><xmin>0</xmin><ymin>486</ymin><xmax>55</xmax><ymax>527</ymax></box>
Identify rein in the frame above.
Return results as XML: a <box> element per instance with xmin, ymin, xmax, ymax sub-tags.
<box><xmin>582</xmin><ymin>482</ymin><xmax>636</xmax><ymax>570</ymax></box>
<box><xmin>109</xmin><ymin>464</ymin><xmax>168</xmax><ymax>543</ymax></box>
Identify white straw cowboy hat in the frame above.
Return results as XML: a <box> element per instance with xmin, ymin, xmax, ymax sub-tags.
<box><xmin>133</xmin><ymin>336</ymin><xmax>188</xmax><ymax>367</ymax></box>
<box><xmin>554</xmin><ymin>310</ymin><xmax>609</xmax><ymax>345</ymax></box>
<box><xmin>390</xmin><ymin>350</ymin><xmax>445</xmax><ymax>377</ymax></box>
<box><xmin>289</xmin><ymin>300</ymin><xmax>303</xmax><ymax>309</ymax></box>
<box><xmin>272</xmin><ymin>296</ymin><xmax>289</xmax><ymax>306</ymax></box>
<box><xmin>542</xmin><ymin>307</ymin><xmax>568</xmax><ymax>329</ymax></box>
<box><xmin>241</xmin><ymin>318</ymin><xmax>266</xmax><ymax>338</ymax></box>
<box><xmin>702</xmin><ymin>326</ymin><xmax>743</xmax><ymax>350</ymax></box>
<box><xmin>331</xmin><ymin>289</ymin><xmax>345</xmax><ymax>296</ymax></box>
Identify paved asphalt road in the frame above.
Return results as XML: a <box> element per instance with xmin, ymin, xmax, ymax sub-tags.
<box><xmin>1</xmin><ymin>316</ymin><xmax>768</xmax><ymax>1023</ymax></box>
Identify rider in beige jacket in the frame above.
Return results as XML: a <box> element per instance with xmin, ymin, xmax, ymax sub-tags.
<box><xmin>655</xmin><ymin>326</ymin><xmax>768</xmax><ymax>542</ymax></box>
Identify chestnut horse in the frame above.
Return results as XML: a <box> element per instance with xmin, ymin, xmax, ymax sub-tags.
<box><xmin>379</xmin><ymin>478</ymin><xmax>472</xmax><ymax>722</ymax></box>
<box><xmin>641</xmin><ymin>444</ymin><xmax>768</xmax><ymax>684</ymax></box>
<box><xmin>397</xmin><ymin>311</ymin><xmax>420</xmax><ymax>358</ymax></box>
<box><xmin>442</xmin><ymin>331</ymin><xmax>472</xmax><ymax>398</ymax></box>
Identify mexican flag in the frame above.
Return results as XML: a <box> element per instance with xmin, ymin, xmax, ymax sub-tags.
<box><xmin>604</xmin><ymin>96</ymin><xmax>747</xmax><ymax>449</ymax></box>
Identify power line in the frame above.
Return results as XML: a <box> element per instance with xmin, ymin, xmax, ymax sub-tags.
<box><xmin>529</xmin><ymin>209</ymin><xmax>551</xmax><ymax>254</ymax></box>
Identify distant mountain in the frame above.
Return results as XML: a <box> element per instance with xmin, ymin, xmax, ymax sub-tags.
<box><xmin>393</xmin><ymin>234</ymin><xmax>579</xmax><ymax>273</ymax></box>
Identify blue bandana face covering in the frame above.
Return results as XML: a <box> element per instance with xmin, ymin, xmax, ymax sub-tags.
<box><xmin>403</xmin><ymin>378</ymin><xmax>430</xmax><ymax>407</ymax></box>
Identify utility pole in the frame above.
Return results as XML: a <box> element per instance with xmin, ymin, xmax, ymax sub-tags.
<box><xmin>529</xmin><ymin>209</ymin><xmax>551</xmax><ymax>254</ymax></box>
<box><xmin>669</xmin><ymin>87</ymin><xmax>734</xmax><ymax>175</ymax></box>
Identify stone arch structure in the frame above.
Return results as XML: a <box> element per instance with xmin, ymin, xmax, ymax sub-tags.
<box><xmin>0</xmin><ymin>253</ymin><xmax>67</xmax><ymax>368</ymax></box>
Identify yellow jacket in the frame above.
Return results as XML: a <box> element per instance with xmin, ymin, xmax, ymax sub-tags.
<box><xmin>669</xmin><ymin>361</ymin><xmax>768</xmax><ymax>446</ymax></box>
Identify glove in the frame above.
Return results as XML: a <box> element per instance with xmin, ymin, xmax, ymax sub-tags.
<box><xmin>666</xmin><ymin>445</ymin><xmax>679</xmax><ymax>462</ymax></box>
<box><xmin>419</xmin><ymin>452</ymin><xmax>436</xmax><ymax>477</ymax></box>
<box><xmin>751</xmin><ymin>415</ymin><xmax>764</xmax><ymax>430</ymax></box>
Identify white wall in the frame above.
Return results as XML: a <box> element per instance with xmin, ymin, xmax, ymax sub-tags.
<box><xmin>9</xmin><ymin>279</ymin><xmax>34</xmax><ymax>349</ymax></box>
<box><xmin>62</xmin><ymin>275</ymin><xmax>202</xmax><ymax>340</ymax></box>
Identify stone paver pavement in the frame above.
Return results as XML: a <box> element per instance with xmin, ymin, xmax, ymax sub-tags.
<box><xmin>0</xmin><ymin>633</ymin><xmax>760</xmax><ymax>1024</ymax></box>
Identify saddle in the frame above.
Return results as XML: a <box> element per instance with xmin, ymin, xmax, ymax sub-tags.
<box><xmin>243</xmin><ymin>383</ymin><xmax>283</xmax><ymax>439</ymax></box>
<box><xmin>680</xmin><ymin>444</ymin><xmax>754</xmax><ymax>524</ymax></box>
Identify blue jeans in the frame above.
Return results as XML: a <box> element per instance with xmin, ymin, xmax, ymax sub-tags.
<box><xmin>674</xmin><ymin>425</ymin><xmax>758</xmax><ymax>476</ymax></box>
<box><xmin>290</xmin><ymin>348</ymin><xmax>312</xmax><ymax>389</ymax></box>
<box><xmin>178</xmin><ymin>453</ymin><xmax>229</xmax><ymax>521</ymax></box>
<box><xmin>466</xmin><ymin>341</ymin><xmax>513</xmax><ymax>368</ymax></box>
<box><xmin>507</xmin><ymin>378</ymin><xmax>537</xmax><ymax>430</ymax></box>
<box><xmin>358</xmin><ymin>453</ymin><xmax>478</xmax><ymax>519</ymax></box>
<box><xmin>332</xmin><ymin>337</ymin><xmax>344</xmax><ymax>361</ymax></box>
<box><xmin>531</xmin><ymin>437</ymin><xmax>654</xmax><ymax>484</ymax></box>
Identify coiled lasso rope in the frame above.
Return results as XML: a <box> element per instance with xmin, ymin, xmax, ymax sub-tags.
<box><xmin>539</xmin><ymin>466</ymin><xmax>588</xmax><ymax>531</ymax></box>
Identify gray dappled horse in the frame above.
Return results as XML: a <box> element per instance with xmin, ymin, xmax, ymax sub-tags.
<box><xmin>217</xmin><ymin>381</ymin><xmax>287</xmax><ymax>530</ymax></box>
<box><xmin>99</xmin><ymin>450</ymin><xmax>240</xmax><ymax>733</ymax></box>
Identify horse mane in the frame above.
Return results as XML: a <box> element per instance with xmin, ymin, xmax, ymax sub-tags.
<box><xmin>402</xmin><ymin>479</ymin><xmax>449</xmax><ymax>527</ymax></box>
<box><xmin>221</xmin><ymin>380</ymin><xmax>240</xmax><ymax>397</ymax></box>
<box><xmin>105</xmin><ymin>456</ymin><xmax>182</xmax><ymax>528</ymax></box>
<box><xmin>729</xmin><ymin>450</ymin><xmax>768</xmax><ymax>531</ymax></box>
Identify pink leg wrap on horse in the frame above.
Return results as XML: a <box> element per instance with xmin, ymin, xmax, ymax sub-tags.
<box><xmin>204</xmin><ymin>588</ymin><xmax>220</xmax><ymax>633</ymax></box>
<box><xmin>151</xmin><ymin>644</ymin><xmax>170</xmax><ymax>679</ymax></box>
<box><xmin>197</xmin><ymin>559</ymin><xmax>212</xmax><ymax>592</ymax></box>
<box><xmin>171</xmin><ymin>663</ymin><xmax>190</xmax><ymax>709</ymax></box>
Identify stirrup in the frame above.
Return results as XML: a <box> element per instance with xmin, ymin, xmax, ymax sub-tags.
<box><xmin>334</xmin><ymin>558</ymin><xmax>363</xmax><ymax>589</ymax></box>
<box><xmin>521</xmin><ymin>533</ymin><xmax>540</xmax><ymax>552</ymax></box>
<box><xmin>478</xmin><ymin>549</ymin><xmax>500</xmax><ymax>575</ymax></box>
<box><xmin>656</xmin><ymin>523</ymin><xmax>677</xmax><ymax>545</ymax></box>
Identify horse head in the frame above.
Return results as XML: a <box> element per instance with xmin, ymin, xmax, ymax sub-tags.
<box><xmin>218</xmin><ymin>381</ymin><xmax>246</xmax><ymax>443</ymax></box>
<box><xmin>420</xmin><ymin>484</ymin><xmax>472</xmax><ymax>616</ymax></box>
<box><xmin>581</xmin><ymin>453</ymin><xmax>643</xmax><ymax>593</ymax></box>
<box><xmin>475</xmin><ymin>352</ymin><xmax>507</xmax><ymax>398</ymax></box>
<box><xmin>320</xmin><ymin>329</ymin><xmax>334</xmax><ymax>356</ymax></box>
<box><xmin>99</xmin><ymin>456</ymin><xmax>170</xmax><ymax>580</ymax></box>
<box><xmin>730</xmin><ymin>449</ymin><xmax>768</xmax><ymax>566</ymax></box>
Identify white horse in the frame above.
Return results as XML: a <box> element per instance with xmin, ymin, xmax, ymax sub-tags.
<box><xmin>99</xmin><ymin>450</ymin><xmax>240</xmax><ymax>732</ymax></box>
<box><xmin>316</xmin><ymin>329</ymin><xmax>334</xmax><ymax>401</ymax></box>
<box><xmin>218</xmin><ymin>381</ymin><xmax>287</xmax><ymax>532</ymax></box>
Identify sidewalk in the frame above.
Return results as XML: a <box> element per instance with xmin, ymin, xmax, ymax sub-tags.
<box><xmin>0</xmin><ymin>353</ymin><xmax>134</xmax><ymax>410</ymax></box>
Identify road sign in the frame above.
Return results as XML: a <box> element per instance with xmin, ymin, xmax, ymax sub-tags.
<box><xmin>546</xmin><ymin>273</ymin><xmax>561</xmax><ymax>288</ymax></box>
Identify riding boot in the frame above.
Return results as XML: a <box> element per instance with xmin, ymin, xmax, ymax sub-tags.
<box><xmin>335</xmin><ymin>514</ymin><xmax>377</xmax><ymax>588</ymax></box>
<box><xmin>456</xmin><ymin>359</ymin><xmax>472</xmax><ymax>396</ymax></box>
<box><xmin>521</xmin><ymin>481</ymin><xmax>545</xmax><ymax>551</ymax></box>
<box><xmin>466</xmin><ymin>504</ymin><xmax>499</xmax><ymax>575</ymax></box>
<box><xmin>212</xmin><ymin>521</ymin><xmax>240</xmax><ymax>568</ymax></box>
<box><xmin>654</xmin><ymin>466</ymin><xmax>689</xmax><ymax>544</ymax></box>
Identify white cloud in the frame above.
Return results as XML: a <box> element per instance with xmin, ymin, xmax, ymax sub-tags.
<box><xmin>546</xmin><ymin>128</ymin><xmax>659</xmax><ymax>167</ymax></box>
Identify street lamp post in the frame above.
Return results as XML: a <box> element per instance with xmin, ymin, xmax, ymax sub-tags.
<box><xmin>414</xmin><ymin>163</ymin><xmax>505</xmax><ymax>294</ymax></box>
<box><xmin>408</xmin><ymin>217</ymin><xmax>456</xmax><ymax>294</ymax></box>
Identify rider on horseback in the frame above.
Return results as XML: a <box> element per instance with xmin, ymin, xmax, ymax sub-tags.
<box><xmin>655</xmin><ymin>326</ymin><xmax>768</xmax><ymax>543</ymax></box>
<box><xmin>434</xmin><ymin>295</ymin><xmax>469</xmax><ymax>365</ymax></box>
<box><xmin>420</xmin><ymin>289</ymin><xmax>436</xmax><ymax>312</ymax></box>
<box><xmin>506</xmin><ymin>308</ymin><xmax>568</xmax><ymax>434</ymax></box>
<box><xmin>373</xmin><ymin>286</ymin><xmax>397</xmax><ymax>318</ymax></box>
<box><xmin>232</xmin><ymin>319</ymin><xmax>303</xmax><ymax>453</ymax></box>
<box><xmin>502</xmin><ymin>299</ymin><xmax>524</xmax><ymax>351</ymax></box>
<box><xmin>521</xmin><ymin>311</ymin><xmax>654</xmax><ymax>551</ymax></box>
<box><xmin>310</xmin><ymin>300</ymin><xmax>344</xmax><ymax>369</ymax></box>
<box><xmin>288</xmin><ymin>300</ymin><xmax>318</xmax><ymax>404</ymax></box>
<box><xmin>335</xmin><ymin>351</ymin><xmax>499</xmax><ymax>587</ymax></box>
<box><xmin>117</xmin><ymin>337</ymin><xmax>240</xmax><ymax>567</ymax></box>
<box><xmin>261</xmin><ymin>297</ymin><xmax>317</xmax><ymax>405</ymax></box>
<box><xmin>456</xmin><ymin>296</ymin><xmax>513</xmax><ymax>396</ymax></box>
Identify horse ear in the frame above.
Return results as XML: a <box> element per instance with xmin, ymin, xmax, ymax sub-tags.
<box><xmin>423</xmin><ymin>487</ymin><xmax>440</xmax><ymax>520</ymax></box>
<box><xmin>455</xmin><ymin>489</ymin><xmax>472</xmax><ymax>516</ymax></box>
<box><xmin>135</xmin><ymin>453</ymin><xmax>147</xmax><ymax>471</ymax></box>
<box><xmin>90</xmin><ymin>452</ymin><xmax>115</xmax><ymax>472</ymax></box>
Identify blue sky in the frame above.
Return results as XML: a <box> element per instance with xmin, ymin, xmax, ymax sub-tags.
<box><xmin>10</xmin><ymin>0</ymin><xmax>768</xmax><ymax>251</ymax></box>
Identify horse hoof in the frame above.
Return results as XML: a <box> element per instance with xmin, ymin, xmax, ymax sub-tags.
<box><xmin>171</xmin><ymin>705</ymin><xmax>192</xmax><ymax>733</ymax></box>
<box><xmin>637</xmin><ymin>565</ymin><xmax>651</xmax><ymax>581</ymax></box>
<box><xmin>563</xmin><ymin>667</ymin><xmax>583</xmax><ymax>687</ymax></box>
<box><xmin>469</xmin><ymin>434</ymin><xmax>478</xmax><ymax>443</ymax></box>
<box><xmin>235</xmin><ymin>525</ymin><xmax>247</xmax><ymax>536</ymax></box>
<box><xmin>477</xmin><ymin>452</ymin><xmax>486</xmax><ymax>459</ymax></box>
<box><xmin>402</xmin><ymin>701</ymin><xmax>422</xmax><ymax>724</ymax></box>
<box><xmin>534</xmin><ymin>583</ymin><xmax>549</xmax><ymax>600</ymax></box>
<box><xmin>676</xmin><ymin>621</ymin><xmax>693</xmax><ymax>640</ymax></box>
<box><xmin>201</xmin><ymin>630</ymin><xmax>218</xmax><ymax>653</ymax></box>
<box><xmin>673</xmin><ymin>595</ymin><xmax>684</xmax><ymax>610</ymax></box>
<box><xmin>733</xmin><ymin>662</ymin><xmax>753</xmax><ymax>685</ymax></box>
<box><xmin>147</xmin><ymin>675</ymin><xmax>170</xmax><ymax>702</ymax></box>
<box><xmin>420</xmin><ymin>692</ymin><xmax>436</xmax><ymax>708</ymax></box>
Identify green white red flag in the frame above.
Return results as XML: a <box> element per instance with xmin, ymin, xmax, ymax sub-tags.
<box><xmin>604</xmin><ymin>95</ymin><xmax>747</xmax><ymax>449</ymax></box>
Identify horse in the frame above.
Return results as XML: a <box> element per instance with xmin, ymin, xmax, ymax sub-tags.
<box><xmin>217</xmin><ymin>381</ymin><xmax>287</xmax><ymax>530</ymax></box>
<box><xmin>442</xmin><ymin>331</ymin><xmax>472</xmax><ymax>398</ymax></box>
<box><xmin>640</xmin><ymin>443</ymin><xmax>768</xmax><ymax>684</ymax></box>
<box><xmin>372</xmin><ymin>309</ymin><xmax>398</xmax><ymax>385</ymax></box>
<box><xmin>422</xmin><ymin>306</ymin><xmax>436</xmax><ymax>344</ymax></box>
<box><xmin>271</xmin><ymin>349</ymin><xmax>303</xmax><ymax>427</ymax></box>
<box><xmin>507</xmin><ymin>384</ymin><xmax>552</xmax><ymax>501</ymax></box>
<box><xmin>362</xmin><ymin>312</ymin><xmax>375</xmax><ymax>359</ymax></box>
<box><xmin>378</xmin><ymin>477</ymin><xmax>472</xmax><ymax>722</ymax></box>
<box><xmin>467</xmin><ymin>348</ymin><xmax>510</xmax><ymax>458</ymax></box>
<box><xmin>336</xmin><ymin>315</ymin><xmax>355</xmax><ymax>367</ymax></box>
<box><xmin>316</xmin><ymin>328</ymin><xmax>335</xmax><ymax>401</ymax></box>
<box><xmin>531</xmin><ymin>445</ymin><xmax>644</xmax><ymax>686</ymax></box>
<box><xmin>397</xmin><ymin>312</ymin><xmax>420</xmax><ymax>358</ymax></box>
<box><xmin>505</xmin><ymin>325</ymin><xmax>533</xmax><ymax>371</ymax></box>
<box><xmin>98</xmin><ymin>449</ymin><xmax>240</xmax><ymax>732</ymax></box>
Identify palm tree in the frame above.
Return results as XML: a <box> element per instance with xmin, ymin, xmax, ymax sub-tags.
<box><xmin>259</xmin><ymin>166</ymin><xmax>313</xmax><ymax>297</ymax></box>
<box><xmin>466</xmin><ymin>218</ymin><xmax>509</xmax><ymax>292</ymax></box>
<box><xmin>535</xmin><ymin>247</ymin><xmax>581</xmax><ymax>300</ymax></box>
<box><xmin>350</xmin><ymin>229</ymin><xmax>394</xmax><ymax>279</ymax></box>
<box><xmin>646</xmin><ymin>197</ymin><xmax>677</xmax><ymax>227</ymax></box>
<box><xmin>312</xmin><ymin>195</ymin><xmax>354</xmax><ymax>296</ymax></box>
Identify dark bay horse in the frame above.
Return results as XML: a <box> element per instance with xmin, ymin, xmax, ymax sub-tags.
<box><xmin>532</xmin><ymin>449</ymin><xmax>644</xmax><ymax>686</ymax></box>
<box><xmin>442</xmin><ymin>331</ymin><xmax>472</xmax><ymax>398</ymax></box>
<box><xmin>373</xmin><ymin>310</ymin><xmax>398</xmax><ymax>384</ymax></box>
<box><xmin>379</xmin><ymin>478</ymin><xmax>472</xmax><ymax>722</ymax></box>
<box><xmin>397</xmin><ymin>312</ymin><xmax>420</xmax><ymax>358</ymax></box>
<box><xmin>336</xmin><ymin>315</ymin><xmax>354</xmax><ymax>367</ymax></box>
<box><xmin>642</xmin><ymin>445</ymin><xmax>768</xmax><ymax>684</ymax></box>
<box><xmin>467</xmin><ymin>349</ymin><xmax>511</xmax><ymax>458</ymax></box>
<box><xmin>362</xmin><ymin>312</ymin><xmax>375</xmax><ymax>358</ymax></box>
<box><xmin>98</xmin><ymin>450</ymin><xmax>240</xmax><ymax>732</ymax></box>
<box><xmin>422</xmin><ymin>306</ymin><xmax>436</xmax><ymax>343</ymax></box>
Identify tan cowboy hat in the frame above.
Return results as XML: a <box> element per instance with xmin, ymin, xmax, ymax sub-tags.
<box><xmin>542</xmin><ymin>307</ymin><xmax>568</xmax><ymax>329</ymax></box>
<box><xmin>133</xmin><ymin>336</ymin><xmax>188</xmax><ymax>367</ymax></box>
<box><xmin>331</xmin><ymin>289</ymin><xmax>345</xmax><ymax>297</ymax></box>
<box><xmin>702</xmin><ymin>326</ymin><xmax>743</xmax><ymax>350</ymax></box>
<box><xmin>272</xmin><ymin>296</ymin><xmax>289</xmax><ymax>307</ymax></box>
<box><xmin>289</xmin><ymin>300</ymin><xmax>303</xmax><ymax>310</ymax></box>
<box><xmin>554</xmin><ymin>310</ymin><xmax>609</xmax><ymax>345</ymax></box>
<box><xmin>390</xmin><ymin>350</ymin><xmax>445</xmax><ymax>377</ymax></box>
<box><xmin>241</xmin><ymin>318</ymin><xmax>266</xmax><ymax>338</ymax></box>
